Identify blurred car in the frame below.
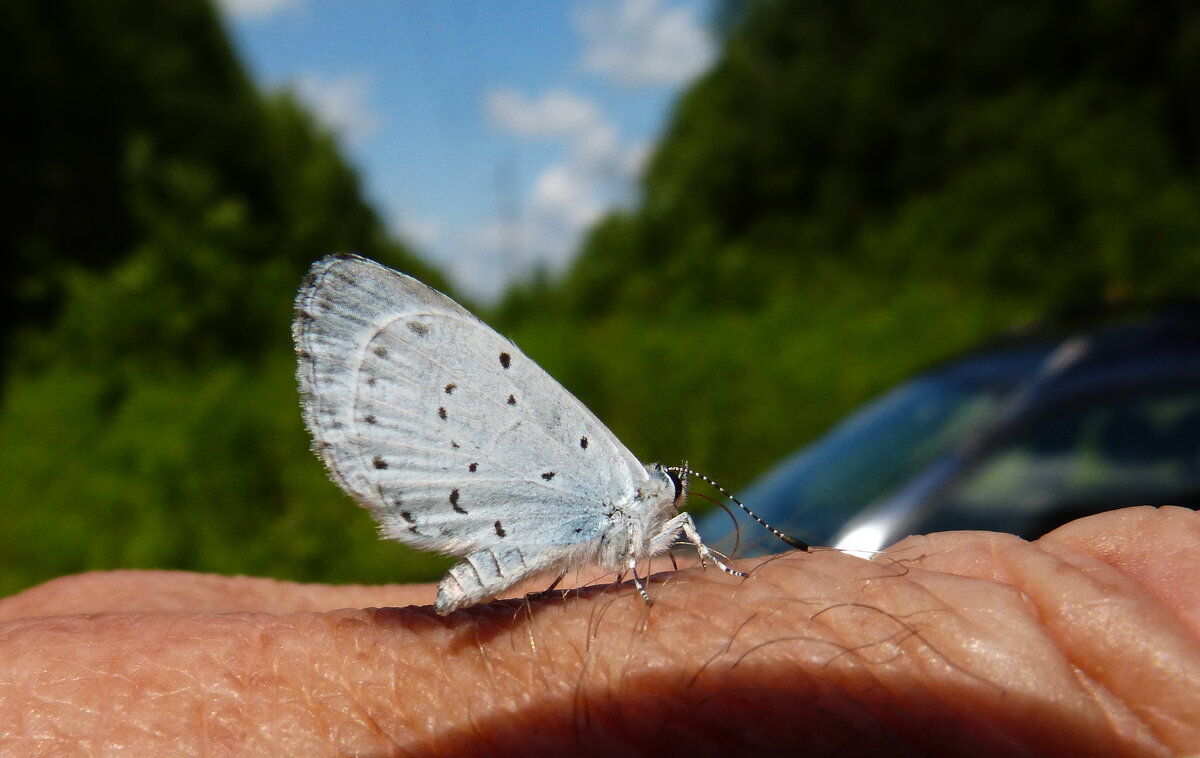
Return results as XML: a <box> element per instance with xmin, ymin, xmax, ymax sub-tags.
<box><xmin>697</xmin><ymin>302</ymin><xmax>1200</xmax><ymax>555</ymax></box>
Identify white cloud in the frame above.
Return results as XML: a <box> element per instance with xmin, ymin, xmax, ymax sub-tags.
<box><xmin>472</xmin><ymin>86</ymin><xmax>650</xmax><ymax>299</ymax></box>
<box><xmin>576</xmin><ymin>0</ymin><xmax>716</xmax><ymax>87</ymax></box>
<box><xmin>425</xmin><ymin>128</ymin><xmax>650</xmax><ymax>303</ymax></box>
<box><xmin>621</xmin><ymin>140</ymin><xmax>654</xmax><ymax>178</ymax></box>
<box><xmin>216</xmin><ymin>0</ymin><xmax>303</xmax><ymax>22</ymax></box>
<box><xmin>531</xmin><ymin>164</ymin><xmax>605</xmax><ymax>235</ymax></box>
<box><xmin>574</xmin><ymin>120</ymin><xmax>621</xmax><ymax>170</ymax></box>
<box><xmin>390</xmin><ymin>214</ymin><xmax>444</xmax><ymax>251</ymax></box>
<box><xmin>411</xmin><ymin>223</ymin><xmax>523</xmax><ymax>304</ymax></box>
<box><xmin>293</xmin><ymin>72</ymin><xmax>383</xmax><ymax>146</ymax></box>
<box><xmin>486</xmin><ymin>89</ymin><xmax>603</xmax><ymax>138</ymax></box>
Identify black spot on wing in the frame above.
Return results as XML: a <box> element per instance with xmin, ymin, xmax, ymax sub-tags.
<box><xmin>468</xmin><ymin>463</ymin><xmax>478</xmax><ymax>472</ymax></box>
<box><xmin>445</xmin><ymin>383</ymin><xmax>456</xmax><ymax>394</ymax></box>
<box><xmin>580</xmin><ymin>436</ymin><xmax>589</xmax><ymax>449</ymax></box>
<box><xmin>494</xmin><ymin>521</ymin><xmax>506</xmax><ymax>538</ymax></box>
<box><xmin>450</xmin><ymin>488</ymin><xmax>466</xmax><ymax>514</ymax></box>
<box><xmin>541</xmin><ymin>472</ymin><xmax>555</xmax><ymax>481</ymax></box>
<box><xmin>372</xmin><ymin>456</ymin><xmax>388</xmax><ymax>470</ymax></box>
<box><xmin>507</xmin><ymin>395</ymin><xmax>516</xmax><ymax>406</ymax></box>
<box><xmin>438</xmin><ymin>407</ymin><xmax>447</xmax><ymax>420</ymax></box>
<box><xmin>499</xmin><ymin>352</ymin><xmax>511</xmax><ymax>369</ymax></box>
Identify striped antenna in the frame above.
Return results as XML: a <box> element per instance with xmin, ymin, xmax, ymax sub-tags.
<box><xmin>668</xmin><ymin>466</ymin><xmax>810</xmax><ymax>551</ymax></box>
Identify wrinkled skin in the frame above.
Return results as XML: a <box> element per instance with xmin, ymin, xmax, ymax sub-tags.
<box><xmin>1</xmin><ymin>506</ymin><xmax>1198</xmax><ymax>756</ymax></box>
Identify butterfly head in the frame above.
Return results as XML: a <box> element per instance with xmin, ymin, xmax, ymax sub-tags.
<box><xmin>642</xmin><ymin>463</ymin><xmax>688</xmax><ymax>519</ymax></box>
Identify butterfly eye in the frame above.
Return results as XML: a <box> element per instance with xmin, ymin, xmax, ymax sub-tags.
<box><xmin>665</xmin><ymin>467</ymin><xmax>686</xmax><ymax>506</ymax></box>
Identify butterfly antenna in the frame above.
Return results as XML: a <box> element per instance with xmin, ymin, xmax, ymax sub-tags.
<box><xmin>669</xmin><ymin>466</ymin><xmax>810</xmax><ymax>552</ymax></box>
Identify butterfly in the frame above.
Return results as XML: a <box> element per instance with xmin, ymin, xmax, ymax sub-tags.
<box><xmin>293</xmin><ymin>254</ymin><xmax>804</xmax><ymax>613</ymax></box>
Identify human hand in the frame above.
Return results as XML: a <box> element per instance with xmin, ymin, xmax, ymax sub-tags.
<box><xmin>1</xmin><ymin>506</ymin><xmax>1197</xmax><ymax>756</ymax></box>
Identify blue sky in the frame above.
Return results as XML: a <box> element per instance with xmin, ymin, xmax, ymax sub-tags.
<box><xmin>217</xmin><ymin>0</ymin><xmax>716</xmax><ymax>301</ymax></box>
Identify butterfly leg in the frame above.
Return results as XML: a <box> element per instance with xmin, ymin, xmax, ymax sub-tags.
<box><xmin>651</xmin><ymin>512</ymin><xmax>747</xmax><ymax>578</ymax></box>
<box><xmin>522</xmin><ymin>570</ymin><xmax>570</xmax><ymax>607</ymax></box>
<box><xmin>628</xmin><ymin>554</ymin><xmax>653</xmax><ymax>606</ymax></box>
<box><xmin>543</xmin><ymin>571</ymin><xmax>567</xmax><ymax>594</ymax></box>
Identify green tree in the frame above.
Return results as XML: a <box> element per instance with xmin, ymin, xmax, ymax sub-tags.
<box><xmin>551</xmin><ymin>0</ymin><xmax>1200</xmax><ymax>316</ymax></box>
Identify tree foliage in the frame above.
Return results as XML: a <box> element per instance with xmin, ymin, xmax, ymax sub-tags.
<box><xmin>0</xmin><ymin>1</ymin><xmax>443</xmax><ymax>377</ymax></box>
<box><xmin>542</xmin><ymin>0</ymin><xmax>1200</xmax><ymax>317</ymax></box>
<box><xmin>0</xmin><ymin>0</ymin><xmax>448</xmax><ymax>595</ymax></box>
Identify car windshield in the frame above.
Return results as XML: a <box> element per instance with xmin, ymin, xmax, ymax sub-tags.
<box><xmin>699</xmin><ymin>345</ymin><xmax>1055</xmax><ymax>552</ymax></box>
<box><xmin>922</xmin><ymin>384</ymin><xmax>1200</xmax><ymax>536</ymax></box>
